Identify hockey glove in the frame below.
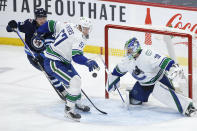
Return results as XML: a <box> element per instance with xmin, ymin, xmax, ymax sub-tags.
<box><xmin>106</xmin><ymin>73</ymin><xmax>120</xmax><ymax>93</ymax></box>
<box><xmin>85</xmin><ymin>59</ymin><xmax>99</xmax><ymax>72</ymax></box>
<box><xmin>167</xmin><ymin>64</ymin><xmax>184</xmax><ymax>80</ymax></box>
<box><xmin>6</xmin><ymin>20</ymin><xmax>17</xmax><ymax>32</ymax></box>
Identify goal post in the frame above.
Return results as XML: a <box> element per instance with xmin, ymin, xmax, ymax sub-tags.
<box><xmin>104</xmin><ymin>24</ymin><xmax>196</xmax><ymax>99</ymax></box>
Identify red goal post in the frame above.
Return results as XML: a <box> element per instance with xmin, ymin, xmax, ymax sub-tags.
<box><xmin>104</xmin><ymin>24</ymin><xmax>193</xmax><ymax>99</ymax></box>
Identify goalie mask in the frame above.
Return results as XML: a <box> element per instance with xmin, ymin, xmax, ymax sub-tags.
<box><xmin>78</xmin><ymin>17</ymin><xmax>92</xmax><ymax>39</ymax></box>
<box><xmin>124</xmin><ymin>37</ymin><xmax>141</xmax><ymax>59</ymax></box>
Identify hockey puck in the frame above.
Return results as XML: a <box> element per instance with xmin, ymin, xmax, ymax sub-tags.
<box><xmin>92</xmin><ymin>72</ymin><xmax>97</xmax><ymax>78</ymax></box>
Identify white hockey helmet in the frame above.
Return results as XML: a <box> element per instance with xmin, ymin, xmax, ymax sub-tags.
<box><xmin>124</xmin><ymin>37</ymin><xmax>141</xmax><ymax>59</ymax></box>
<box><xmin>79</xmin><ymin>17</ymin><xmax>92</xmax><ymax>28</ymax></box>
<box><xmin>78</xmin><ymin>17</ymin><xmax>92</xmax><ymax>39</ymax></box>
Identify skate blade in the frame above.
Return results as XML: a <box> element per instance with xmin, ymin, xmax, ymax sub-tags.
<box><xmin>75</xmin><ymin>108</ymin><xmax>91</xmax><ymax>113</ymax></box>
<box><xmin>64</xmin><ymin>114</ymin><xmax>80</xmax><ymax>122</ymax></box>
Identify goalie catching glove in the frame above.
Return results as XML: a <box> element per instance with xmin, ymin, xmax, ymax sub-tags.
<box><xmin>106</xmin><ymin>74</ymin><xmax>120</xmax><ymax>93</ymax></box>
<box><xmin>166</xmin><ymin>64</ymin><xmax>185</xmax><ymax>80</ymax></box>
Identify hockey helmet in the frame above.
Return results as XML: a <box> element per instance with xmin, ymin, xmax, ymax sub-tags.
<box><xmin>79</xmin><ymin>17</ymin><xmax>92</xmax><ymax>28</ymax></box>
<box><xmin>78</xmin><ymin>17</ymin><xmax>92</xmax><ymax>39</ymax></box>
<box><xmin>124</xmin><ymin>37</ymin><xmax>141</xmax><ymax>59</ymax></box>
<box><xmin>34</xmin><ymin>8</ymin><xmax>47</xmax><ymax>18</ymax></box>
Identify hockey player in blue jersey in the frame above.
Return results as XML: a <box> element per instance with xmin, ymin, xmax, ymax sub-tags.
<box><xmin>107</xmin><ymin>37</ymin><xmax>197</xmax><ymax>117</ymax></box>
<box><xmin>6</xmin><ymin>8</ymin><xmax>65</xmax><ymax>95</ymax></box>
<box><xmin>35</xmin><ymin>17</ymin><xmax>99</xmax><ymax>121</ymax></box>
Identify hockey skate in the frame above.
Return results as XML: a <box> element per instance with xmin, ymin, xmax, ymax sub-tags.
<box><xmin>185</xmin><ymin>103</ymin><xmax>197</xmax><ymax>117</ymax></box>
<box><xmin>64</xmin><ymin>105</ymin><xmax>81</xmax><ymax>122</ymax></box>
<box><xmin>75</xmin><ymin>103</ymin><xmax>90</xmax><ymax>112</ymax></box>
<box><xmin>129</xmin><ymin>97</ymin><xmax>143</xmax><ymax>105</ymax></box>
<box><xmin>126</xmin><ymin>90</ymin><xmax>142</xmax><ymax>105</ymax></box>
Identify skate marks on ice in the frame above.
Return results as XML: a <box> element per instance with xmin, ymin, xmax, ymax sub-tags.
<box><xmin>37</xmin><ymin>97</ymin><xmax>183</xmax><ymax>125</ymax></box>
<box><xmin>0</xmin><ymin>67</ymin><xmax>13</xmax><ymax>73</ymax></box>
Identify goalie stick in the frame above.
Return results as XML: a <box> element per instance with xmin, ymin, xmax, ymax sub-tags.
<box><xmin>98</xmin><ymin>55</ymin><xmax>125</xmax><ymax>103</ymax></box>
<box><xmin>14</xmin><ymin>30</ymin><xmax>107</xmax><ymax>115</ymax></box>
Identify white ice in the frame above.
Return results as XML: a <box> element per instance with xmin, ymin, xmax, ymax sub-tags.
<box><xmin>0</xmin><ymin>45</ymin><xmax>197</xmax><ymax>131</ymax></box>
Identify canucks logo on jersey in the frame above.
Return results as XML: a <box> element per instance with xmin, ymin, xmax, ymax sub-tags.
<box><xmin>132</xmin><ymin>66</ymin><xmax>146</xmax><ymax>80</ymax></box>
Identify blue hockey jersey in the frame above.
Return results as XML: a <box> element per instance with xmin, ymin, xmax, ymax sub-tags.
<box><xmin>17</xmin><ymin>19</ymin><xmax>55</xmax><ymax>56</ymax></box>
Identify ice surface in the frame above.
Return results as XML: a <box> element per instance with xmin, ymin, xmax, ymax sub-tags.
<box><xmin>0</xmin><ymin>45</ymin><xmax>197</xmax><ymax>131</ymax></box>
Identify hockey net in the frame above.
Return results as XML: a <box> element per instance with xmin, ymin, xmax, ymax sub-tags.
<box><xmin>104</xmin><ymin>24</ymin><xmax>197</xmax><ymax>102</ymax></box>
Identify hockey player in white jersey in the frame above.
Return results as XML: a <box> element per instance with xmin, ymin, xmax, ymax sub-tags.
<box><xmin>107</xmin><ymin>37</ymin><xmax>197</xmax><ymax>117</ymax></box>
<box><xmin>36</xmin><ymin>17</ymin><xmax>99</xmax><ymax>121</ymax></box>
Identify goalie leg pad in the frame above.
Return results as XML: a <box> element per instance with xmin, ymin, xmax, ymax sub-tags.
<box><xmin>129</xmin><ymin>81</ymin><xmax>154</xmax><ymax>102</ymax></box>
<box><xmin>159</xmin><ymin>74</ymin><xmax>175</xmax><ymax>90</ymax></box>
<box><xmin>152</xmin><ymin>81</ymin><xmax>193</xmax><ymax>115</ymax></box>
<box><xmin>159</xmin><ymin>75</ymin><xmax>185</xmax><ymax>113</ymax></box>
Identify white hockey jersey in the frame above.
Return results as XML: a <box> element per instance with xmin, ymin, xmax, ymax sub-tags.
<box><xmin>44</xmin><ymin>21</ymin><xmax>86</xmax><ymax>64</ymax></box>
<box><xmin>116</xmin><ymin>48</ymin><xmax>174</xmax><ymax>86</ymax></box>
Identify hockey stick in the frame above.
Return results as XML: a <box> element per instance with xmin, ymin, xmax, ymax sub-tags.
<box><xmin>81</xmin><ymin>89</ymin><xmax>107</xmax><ymax>114</ymax></box>
<box><xmin>15</xmin><ymin>30</ymin><xmax>107</xmax><ymax>115</ymax></box>
<box><xmin>14</xmin><ymin>30</ymin><xmax>66</xmax><ymax>101</ymax></box>
<box><xmin>98</xmin><ymin>55</ymin><xmax>125</xmax><ymax>103</ymax></box>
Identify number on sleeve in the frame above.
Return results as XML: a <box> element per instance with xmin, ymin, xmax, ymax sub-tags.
<box><xmin>154</xmin><ymin>54</ymin><xmax>161</xmax><ymax>59</ymax></box>
<box><xmin>54</xmin><ymin>30</ymin><xmax>68</xmax><ymax>47</ymax></box>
